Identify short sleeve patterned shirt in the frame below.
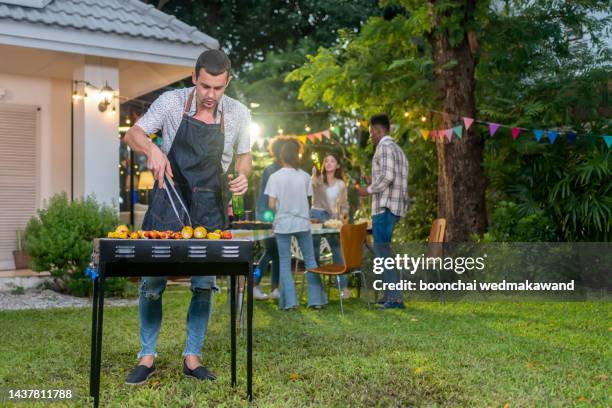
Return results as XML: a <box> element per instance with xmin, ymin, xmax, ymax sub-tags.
<box><xmin>135</xmin><ymin>87</ymin><xmax>251</xmax><ymax>172</ymax></box>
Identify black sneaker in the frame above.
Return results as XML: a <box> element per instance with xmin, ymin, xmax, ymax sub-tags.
<box><xmin>125</xmin><ymin>364</ymin><xmax>156</xmax><ymax>385</ymax></box>
<box><xmin>183</xmin><ymin>360</ymin><xmax>217</xmax><ymax>381</ymax></box>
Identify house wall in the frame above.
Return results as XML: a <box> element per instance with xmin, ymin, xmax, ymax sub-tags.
<box><xmin>0</xmin><ymin>72</ymin><xmax>71</xmax><ymax>208</ymax></box>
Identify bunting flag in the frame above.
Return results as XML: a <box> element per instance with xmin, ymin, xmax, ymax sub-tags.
<box><xmin>297</xmin><ymin>135</ymin><xmax>308</xmax><ymax>144</ymax></box>
<box><xmin>489</xmin><ymin>123</ymin><xmax>501</xmax><ymax>137</ymax></box>
<box><xmin>534</xmin><ymin>129</ymin><xmax>544</xmax><ymax>142</ymax></box>
<box><xmin>453</xmin><ymin>126</ymin><xmax>463</xmax><ymax>138</ymax></box>
<box><xmin>307</xmin><ymin>134</ymin><xmax>316</xmax><ymax>143</ymax></box>
<box><xmin>463</xmin><ymin>117</ymin><xmax>474</xmax><ymax>130</ymax></box>
<box><xmin>445</xmin><ymin>128</ymin><xmax>453</xmax><ymax>142</ymax></box>
<box><xmin>321</xmin><ymin>130</ymin><xmax>331</xmax><ymax>139</ymax></box>
<box><xmin>412</xmin><ymin>116</ymin><xmax>609</xmax><ymax>149</ymax></box>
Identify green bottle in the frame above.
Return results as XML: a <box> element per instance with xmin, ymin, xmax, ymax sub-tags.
<box><xmin>231</xmin><ymin>173</ymin><xmax>245</xmax><ymax>219</ymax></box>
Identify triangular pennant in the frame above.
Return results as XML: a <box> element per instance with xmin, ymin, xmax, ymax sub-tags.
<box><xmin>308</xmin><ymin>134</ymin><xmax>316</xmax><ymax>143</ymax></box>
<box><xmin>567</xmin><ymin>132</ymin><xmax>577</xmax><ymax>144</ymax></box>
<box><xmin>547</xmin><ymin>130</ymin><xmax>558</xmax><ymax>144</ymax></box>
<box><xmin>420</xmin><ymin>130</ymin><xmax>429</xmax><ymax>140</ymax></box>
<box><xmin>316</xmin><ymin>132</ymin><xmax>323</xmax><ymax>141</ymax></box>
<box><xmin>297</xmin><ymin>135</ymin><xmax>308</xmax><ymax>144</ymax></box>
<box><xmin>453</xmin><ymin>126</ymin><xmax>463</xmax><ymax>138</ymax></box>
<box><xmin>463</xmin><ymin>117</ymin><xmax>474</xmax><ymax>130</ymax></box>
<box><xmin>489</xmin><ymin>123</ymin><xmax>501</xmax><ymax>137</ymax></box>
<box><xmin>604</xmin><ymin>135</ymin><xmax>612</xmax><ymax>148</ymax></box>
<box><xmin>438</xmin><ymin>130</ymin><xmax>445</xmax><ymax>140</ymax></box>
<box><xmin>321</xmin><ymin>130</ymin><xmax>331</xmax><ymax>139</ymax></box>
<box><xmin>534</xmin><ymin>129</ymin><xmax>544</xmax><ymax>142</ymax></box>
<box><xmin>445</xmin><ymin>128</ymin><xmax>453</xmax><ymax>142</ymax></box>
<box><xmin>511</xmin><ymin>128</ymin><xmax>521</xmax><ymax>140</ymax></box>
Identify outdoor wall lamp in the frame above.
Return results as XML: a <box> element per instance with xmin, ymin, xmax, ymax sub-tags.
<box><xmin>98</xmin><ymin>81</ymin><xmax>115</xmax><ymax>112</ymax></box>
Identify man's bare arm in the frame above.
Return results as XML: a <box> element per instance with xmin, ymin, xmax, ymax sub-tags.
<box><xmin>124</xmin><ymin>125</ymin><xmax>173</xmax><ymax>188</ymax></box>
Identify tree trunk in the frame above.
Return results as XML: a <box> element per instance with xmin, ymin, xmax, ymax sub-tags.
<box><xmin>429</xmin><ymin>0</ymin><xmax>487</xmax><ymax>242</ymax></box>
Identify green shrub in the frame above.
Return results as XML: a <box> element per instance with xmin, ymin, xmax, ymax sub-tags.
<box><xmin>24</xmin><ymin>193</ymin><xmax>135</xmax><ymax>297</ymax></box>
<box><xmin>487</xmin><ymin>201</ymin><xmax>558</xmax><ymax>242</ymax></box>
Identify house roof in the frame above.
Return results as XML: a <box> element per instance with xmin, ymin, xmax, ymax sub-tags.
<box><xmin>0</xmin><ymin>0</ymin><xmax>217</xmax><ymax>47</ymax></box>
<box><xmin>0</xmin><ymin>0</ymin><xmax>218</xmax><ymax>66</ymax></box>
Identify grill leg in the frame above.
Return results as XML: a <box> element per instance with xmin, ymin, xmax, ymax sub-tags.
<box><xmin>89</xmin><ymin>275</ymin><xmax>99</xmax><ymax>399</ymax></box>
<box><xmin>238</xmin><ymin>276</ymin><xmax>245</xmax><ymax>338</ymax></box>
<box><xmin>247</xmin><ymin>264</ymin><xmax>253</xmax><ymax>400</ymax></box>
<box><xmin>230</xmin><ymin>274</ymin><xmax>237</xmax><ymax>387</ymax></box>
<box><xmin>93</xmin><ymin>272</ymin><xmax>105</xmax><ymax>408</ymax></box>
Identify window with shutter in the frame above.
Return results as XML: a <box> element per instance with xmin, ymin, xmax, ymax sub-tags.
<box><xmin>0</xmin><ymin>104</ymin><xmax>38</xmax><ymax>270</ymax></box>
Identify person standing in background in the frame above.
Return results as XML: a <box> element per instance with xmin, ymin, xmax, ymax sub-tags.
<box><xmin>358</xmin><ymin>113</ymin><xmax>408</xmax><ymax>309</ymax></box>
<box><xmin>310</xmin><ymin>153</ymin><xmax>350</xmax><ymax>298</ymax></box>
<box><xmin>265</xmin><ymin>138</ymin><xmax>327</xmax><ymax>310</ymax></box>
<box><xmin>253</xmin><ymin>136</ymin><xmax>287</xmax><ymax>300</ymax></box>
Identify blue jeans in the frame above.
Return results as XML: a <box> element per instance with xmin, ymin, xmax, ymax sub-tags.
<box><xmin>310</xmin><ymin>208</ymin><xmax>347</xmax><ymax>289</ymax></box>
<box><xmin>275</xmin><ymin>230</ymin><xmax>327</xmax><ymax>309</ymax></box>
<box><xmin>372</xmin><ymin>208</ymin><xmax>402</xmax><ymax>303</ymax></box>
<box><xmin>138</xmin><ymin>276</ymin><xmax>213</xmax><ymax>358</ymax></box>
<box><xmin>256</xmin><ymin>237</ymin><xmax>280</xmax><ymax>288</ymax></box>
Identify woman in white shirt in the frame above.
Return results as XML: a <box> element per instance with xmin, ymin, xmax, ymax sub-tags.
<box><xmin>265</xmin><ymin>139</ymin><xmax>327</xmax><ymax>310</ymax></box>
<box><xmin>310</xmin><ymin>153</ymin><xmax>350</xmax><ymax>298</ymax></box>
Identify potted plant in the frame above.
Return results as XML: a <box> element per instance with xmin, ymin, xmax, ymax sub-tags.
<box><xmin>13</xmin><ymin>230</ymin><xmax>31</xmax><ymax>270</ymax></box>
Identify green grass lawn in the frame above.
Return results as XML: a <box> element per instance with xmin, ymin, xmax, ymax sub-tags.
<box><xmin>0</xmin><ymin>286</ymin><xmax>610</xmax><ymax>407</ymax></box>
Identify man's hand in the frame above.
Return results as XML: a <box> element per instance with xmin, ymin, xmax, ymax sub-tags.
<box><xmin>146</xmin><ymin>144</ymin><xmax>173</xmax><ymax>189</ymax></box>
<box><xmin>358</xmin><ymin>186</ymin><xmax>370</xmax><ymax>197</ymax></box>
<box><xmin>228</xmin><ymin>173</ymin><xmax>248</xmax><ymax>195</ymax></box>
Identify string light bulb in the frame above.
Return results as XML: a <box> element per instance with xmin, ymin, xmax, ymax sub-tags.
<box><xmin>125</xmin><ymin>118</ymin><xmax>131</xmax><ymax>125</ymax></box>
<box><xmin>278</xmin><ymin>128</ymin><xmax>284</xmax><ymax>134</ymax></box>
<box><xmin>420</xmin><ymin>115</ymin><xmax>427</xmax><ymax>122</ymax></box>
<box><xmin>72</xmin><ymin>90</ymin><xmax>81</xmax><ymax>100</ymax></box>
<box><xmin>404</xmin><ymin>112</ymin><xmax>410</xmax><ymax>118</ymax></box>
<box><xmin>305</xmin><ymin>125</ymin><xmax>311</xmax><ymax>132</ymax></box>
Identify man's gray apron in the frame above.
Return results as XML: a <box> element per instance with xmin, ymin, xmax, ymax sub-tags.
<box><xmin>141</xmin><ymin>90</ymin><xmax>230</xmax><ymax>289</ymax></box>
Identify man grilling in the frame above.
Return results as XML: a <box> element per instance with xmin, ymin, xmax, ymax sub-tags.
<box><xmin>123</xmin><ymin>49</ymin><xmax>252</xmax><ymax>384</ymax></box>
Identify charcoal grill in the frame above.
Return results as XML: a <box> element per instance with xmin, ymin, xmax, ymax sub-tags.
<box><xmin>89</xmin><ymin>237</ymin><xmax>254</xmax><ymax>407</ymax></box>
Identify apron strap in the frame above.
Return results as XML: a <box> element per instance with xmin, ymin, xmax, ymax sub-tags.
<box><xmin>184</xmin><ymin>89</ymin><xmax>195</xmax><ymax>114</ymax></box>
<box><xmin>220</xmin><ymin>104</ymin><xmax>225</xmax><ymax>135</ymax></box>
<box><xmin>163</xmin><ymin>175</ymin><xmax>193</xmax><ymax>227</ymax></box>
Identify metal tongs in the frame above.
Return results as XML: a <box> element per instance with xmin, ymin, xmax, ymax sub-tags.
<box><xmin>163</xmin><ymin>174</ymin><xmax>192</xmax><ymax>228</ymax></box>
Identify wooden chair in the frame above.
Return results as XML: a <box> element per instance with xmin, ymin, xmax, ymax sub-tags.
<box><xmin>427</xmin><ymin>218</ymin><xmax>446</xmax><ymax>256</ymax></box>
<box><xmin>308</xmin><ymin>223</ymin><xmax>369</xmax><ymax>315</ymax></box>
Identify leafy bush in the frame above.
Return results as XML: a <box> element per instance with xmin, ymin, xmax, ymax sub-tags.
<box><xmin>24</xmin><ymin>193</ymin><xmax>135</xmax><ymax>297</ymax></box>
<box><xmin>486</xmin><ymin>201</ymin><xmax>558</xmax><ymax>242</ymax></box>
